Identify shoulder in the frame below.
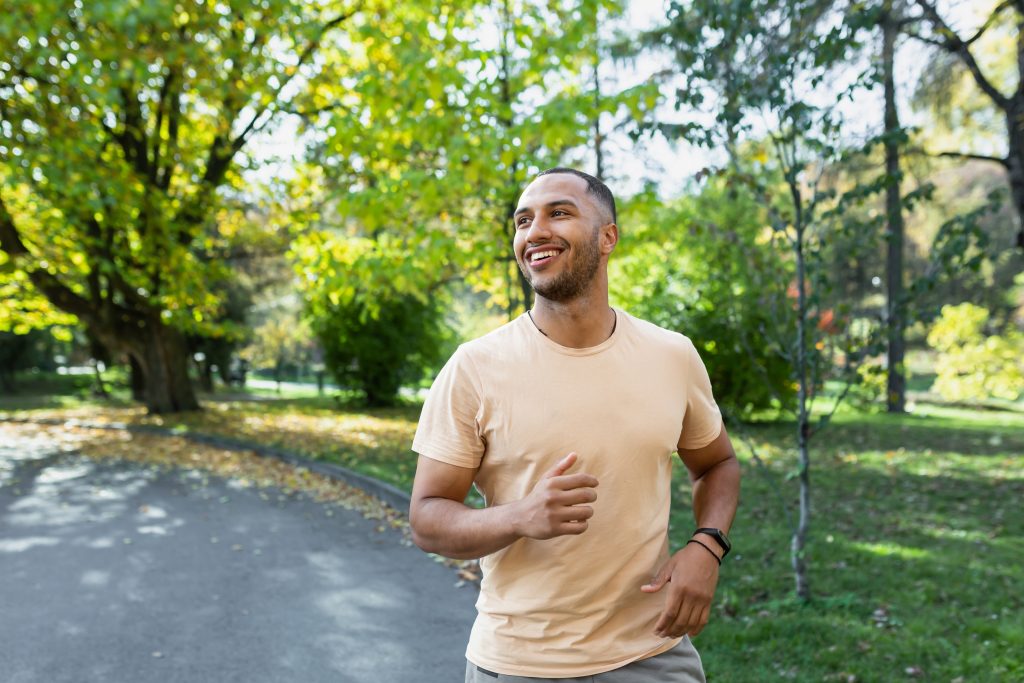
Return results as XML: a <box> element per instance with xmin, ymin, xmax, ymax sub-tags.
<box><xmin>620</xmin><ymin>309</ymin><xmax>697</xmax><ymax>354</ymax></box>
<box><xmin>457</xmin><ymin>315</ymin><xmax>529</xmax><ymax>364</ymax></box>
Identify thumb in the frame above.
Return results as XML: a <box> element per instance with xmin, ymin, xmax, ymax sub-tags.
<box><xmin>545</xmin><ymin>452</ymin><xmax>578</xmax><ymax>478</ymax></box>
<box><xmin>641</xmin><ymin>563</ymin><xmax>672</xmax><ymax>593</ymax></box>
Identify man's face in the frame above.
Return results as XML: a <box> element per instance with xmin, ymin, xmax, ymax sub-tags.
<box><xmin>512</xmin><ymin>174</ymin><xmax>613</xmax><ymax>303</ymax></box>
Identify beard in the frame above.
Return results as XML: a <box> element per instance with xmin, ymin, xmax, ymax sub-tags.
<box><xmin>518</xmin><ymin>227</ymin><xmax>601</xmax><ymax>303</ymax></box>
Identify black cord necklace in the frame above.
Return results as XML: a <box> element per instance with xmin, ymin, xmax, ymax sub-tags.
<box><xmin>527</xmin><ymin>309</ymin><xmax>617</xmax><ymax>340</ymax></box>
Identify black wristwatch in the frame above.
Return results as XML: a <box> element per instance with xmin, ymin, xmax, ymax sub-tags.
<box><xmin>693</xmin><ymin>528</ymin><xmax>732</xmax><ymax>558</ymax></box>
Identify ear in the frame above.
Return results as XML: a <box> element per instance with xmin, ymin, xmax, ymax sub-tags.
<box><xmin>600</xmin><ymin>223</ymin><xmax>619</xmax><ymax>256</ymax></box>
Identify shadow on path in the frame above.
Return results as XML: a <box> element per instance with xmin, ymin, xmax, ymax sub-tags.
<box><xmin>0</xmin><ymin>426</ymin><xmax>477</xmax><ymax>683</ymax></box>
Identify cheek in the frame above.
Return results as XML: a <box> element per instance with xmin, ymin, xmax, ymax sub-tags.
<box><xmin>512</xmin><ymin>233</ymin><xmax>526</xmax><ymax>258</ymax></box>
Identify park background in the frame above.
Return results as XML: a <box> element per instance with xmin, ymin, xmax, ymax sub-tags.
<box><xmin>1</xmin><ymin>0</ymin><xmax>1022</xmax><ymax>680</ymax></box>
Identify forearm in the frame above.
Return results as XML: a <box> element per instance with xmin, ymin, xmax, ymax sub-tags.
<box><xmin>691</xmin><ymin>455</ymin><xmax>740</xmax><ymax>534</ymax></box>
<box><xmin>410</xmin><ymin>497</ymin><xmax>523</xmax><ymax>560</ymax></box>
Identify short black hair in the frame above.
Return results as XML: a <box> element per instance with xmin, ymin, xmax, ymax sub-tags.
<box><xmin>535</xmin><ymin>167</ymin><xmax>617</xmax><ymax>224</ymax></box>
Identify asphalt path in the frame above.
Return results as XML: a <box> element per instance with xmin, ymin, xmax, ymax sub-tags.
<box><xmin>0</xmin><ymin>425</ymin><xmax>477</xmax><ymax>683</ymax></box>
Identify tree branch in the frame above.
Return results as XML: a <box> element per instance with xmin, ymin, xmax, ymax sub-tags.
<box><xmin>151</xmin><ymin>68</ymin><xmax>175</xmax><ymax>186</ymax></box>
<box><xmin>963</xmin><ymin>0</ymin><xmax>1014</xmax><ymax>47</ymax></box>
<box><xmin>913</xmin><ymin>0</ymin><xmax>1011</xmax><ymax>109</ymax></box>
<box><xmin>182</xmin><ymin>6</ymin><xmax>360</xmax><ymax>230</ymax></box>
<box><xmin>907</xmin><ymin>146</ymin><xmax>1010</xmax><ymax>167</ymax></box>
<box><xmin>0</xmin><ymin>196</ymin><xmax>95</xmax><ymax>321</ymax></box>
<box><xmin>935</xmin><ymin>150</ymin><xmax>1010</xmax><ymax>166</ymax></box>
<box><xmin>229</xmin><ymin>6</ymin><xmax>361</xmax><ymax>155</ymax></box>
<box><xmin>106</xmin><ymin>81</ymin><xmax>154</xmax><ymax>179</ymax></box>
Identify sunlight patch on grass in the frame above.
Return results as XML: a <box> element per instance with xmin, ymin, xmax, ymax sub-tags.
<box><xmin>848</xmin><ymin>541</ymin><xmax>931</xmax><ymax>560</ymax></box>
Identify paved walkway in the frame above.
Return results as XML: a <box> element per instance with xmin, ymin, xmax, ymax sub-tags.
<box><xmin>0</xmin><ymin>425</ymin><xmax>477</xmax><ymax>683</ymax></box>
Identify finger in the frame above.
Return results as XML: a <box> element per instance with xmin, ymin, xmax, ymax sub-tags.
<box><xmin>670</xmin><ymin>603</ymin><xmax>700</xmax><ymax>638</ymax></box>
<box><xmin>551</xmin><ymin>473</ymin><xmax>600</xmax><ymax>490</ymax></box>
<box><xmin>554</xmin><ymin>487</ymin><xmax>597</xmax><ymax>506</ymax></box>
<box><xmin>688</xmin><ymin>606</ymin><xmax>711</xmax><ymax>638</ymax></box>
<box><xmin>545</xmin><ymin>452</ymin><xmax>578</xmax><ymax>478</ymax></box>
<box><xmin>652</xmin><ymin>590</ymin><xmax>682</xmax><ymax>635</ymax></box>
<box><xmin>641</xmin><ymin>563</ymin><xmax>671</xmax><ymax>593</ymax></box>
<box><xmin>556</xmin><ymin>519</ymin><xmax>589</xmax><ymax>535</ymax></box>
<box><xmin>554</xmin><ymin>505</ymin><xmax>594</xmax><ymax>522</ymax></box>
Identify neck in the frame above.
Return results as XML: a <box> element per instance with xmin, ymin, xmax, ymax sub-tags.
<box><xmin>530</xmin><ymin>291</ymin><xmax>616</xmax><ymax>349</ymax></box>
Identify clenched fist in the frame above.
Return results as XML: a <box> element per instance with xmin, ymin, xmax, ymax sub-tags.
<box><xmin>512</xmin><ymin>452</ymin><xmax>599</xmax><ymax>540</ymax></box>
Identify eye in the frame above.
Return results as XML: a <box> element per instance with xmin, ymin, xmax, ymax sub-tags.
<box><xmin>516</xmin><ymin>215</ymin><xmax>532</xmax><ymax>227</ymax></box>
<box><xmin>552</xmin><ymin>209</ymin><xmax>567</xmax><ymax>217</ymax></box>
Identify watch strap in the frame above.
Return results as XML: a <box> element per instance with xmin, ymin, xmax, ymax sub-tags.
<box><xmin>693</xmin><ymin>527</ymin><xmax>731</xmax><ymax>556</ymax></box>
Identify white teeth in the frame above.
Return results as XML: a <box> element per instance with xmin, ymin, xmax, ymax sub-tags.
<box><xmin>531</xmin><ymin>250</ymin><xmax>560</xmax><ymax>262</ymax></box>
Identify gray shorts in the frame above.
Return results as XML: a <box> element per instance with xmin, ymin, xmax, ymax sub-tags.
<box><xmin>464</xmin><ymin>636</ymin><xmax>706</xmax><ymax>682</ymax></box>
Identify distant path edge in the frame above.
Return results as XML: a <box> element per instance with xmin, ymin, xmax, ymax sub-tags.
<box><xmin>0</xmin><ymin>414</ymin><xmax>413</xmax><ymax>512</ymax></box>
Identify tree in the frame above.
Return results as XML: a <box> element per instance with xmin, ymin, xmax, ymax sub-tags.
<box><xmin>643</xmin><ymin>0</ymin><xmax>888</xmax><ymax>601</ymax></box>
<box><xmin>881</xmin><ymin>0</ymin><xmax>908</xmax><ymax>412</ymax></box>
<box><xmin>244</xmin><ymin>308</ymin><xmax>313</xmax><ymax>393</ymax></box>
<box><xmin>926</xmin><ymin>301</ymin><xmax>1024</xmax><ymax>401</ymax></box>
<box><xmin>0</xmin><ymin>0</ymin><xmax>358</xmax><ymax>412</ymax></box>
<box><xmin>609</xmin><ymin>183</ymin><xmax>797</xmax><ymax>419</ymax></box>
<box><xmin>297</xmin><ymin>0</ymin><xmax>658</xmax><ymax>318</ymax></box>
<box><xmin>904</xmin><ymin>0</ymin><xmax>1024</xmax><ymax>251</ymax></box>
<box><xmin>293</xmin><ymin>229</ymin><xmax>453</xmax><ymax>406</ymax></box>
<box><xmin>311</xmin><ymin>293</ymin><xmax>450</xmax><ymax>407</ymax></box>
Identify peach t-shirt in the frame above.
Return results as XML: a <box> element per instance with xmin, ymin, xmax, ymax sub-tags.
<box><xmin>412</xmin><ymin>308</ymin><xmax>722</xmax><ymax>678</ymax></box>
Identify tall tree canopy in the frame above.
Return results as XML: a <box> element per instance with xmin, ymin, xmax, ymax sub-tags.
<box><xmin>292</xmin><ymin>0</ymin><xmax>658</xmax><ymax>317</ymax></box>
<box><xmin>0</xmin><ymin>0</ymin><xmax>357</xmax><ymax>412</ymax></box>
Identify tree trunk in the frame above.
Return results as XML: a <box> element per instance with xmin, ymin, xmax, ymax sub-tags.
<box><xmin>1007</xmin><ymin>101</ymin><xmax>1024</xmax><ymax>250</ymax></box>
<box><xmin>198</xmin><ymin>360</ymin><xmax>214</xmax><ymax>392</ymax></box>
<box><xmin>129</xmin><ymin>354</ymin><xmax>146</xmax><ymax>402</ymax></box>
<box><xmin>883</xmin><ymin>4</ymin><xmax>906</xmax><ymax>413</ymax></box>
<box><xmin>793</xmin><ymin>216</ymin><xmax>812</xmax><ymax>603</ymax></box>
<box><xmin>123</xmin><ymin>317</ymin><xmax>200</xmax><ymax>413</ymax></box>
<box><xmin>593</xmin><ymin>58</ymin><xmax>604</xmax><ymax>181</ymax></box>
<box><xmin>91</xmin><ymin>362</ymin><xmax>109</xmax><ymax>398</ymax></box>
<box><xmin>1011</xmin><ymin>13</ymin><xmax>1024</xmax><ymax>251</ymax></box>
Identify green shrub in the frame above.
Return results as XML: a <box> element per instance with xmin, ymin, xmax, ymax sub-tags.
<box><xmin>611</xmin><ymin>182</ymin><xmax>796</xmax><ymax>418</ymax></box>
<box><xmin>927</xmin><ymin>303</ymin><xmax>1024</xmax><ymax>402</ymax></box>
<box><xmin>311</xmin><ymin>294</ymin><xmax>451</xmax><ymax>407</ymax></box>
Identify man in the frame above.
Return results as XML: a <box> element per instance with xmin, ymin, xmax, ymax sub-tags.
<box><xmin>409</xmin><ymin>168</ymin><xmax>740</xmax><ymax>682</ymax></box>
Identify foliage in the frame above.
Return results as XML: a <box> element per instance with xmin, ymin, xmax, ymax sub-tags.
<box><xmin>310</xmin><ymin>293</ymin><xmax>451</xmax><ymax>407</ymax></box>
<box><xmin>0</xmin><ymin>0</ymin><xmax>359</xmax><ymax>411</ymax></box>
<box><xmin>902</xmin><ymin>0</ymin><xmax>1024</xmax><ymax>250</ymax></box>
<box><xmin>0</xmin><ymin>328</ymin><xmax>65</xmax><ymax>392</ymax></box>
<box><xmin>641</xmin><ymin>0</ymin><xmax>896</xmax><ymax>601</ymax></box>
<box><xmin>294</xmin><ymin>230</ymin><xmax>453</xmax><ymax>406</ymax></box>
<box><xmin>927</xmin><ymin>302</ymin><xmax>1024</xmax><ymax>402</ymax></box>
<box><xmin>242</xmin><ymin>305</ymin><xmax>314</xmax><ymax>382</ymax></box>
<box><xmin>297</xmin><ymin>0</ymin><xmax>659</xmax><ymax>315</ymax></box>
<box><xmin>610</xmin><ymin>180</ymin><xmax>796</xmax><ymax>418</ymax></box>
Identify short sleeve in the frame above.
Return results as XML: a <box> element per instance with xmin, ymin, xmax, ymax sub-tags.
<box><xmin>679</xmin><ymin>338</ymin><xmax>723</xmax><ymax>450</ymax></box>
<box><xmin>411</xmin><ymin>345</ymin><xmax>486</xmax><ymax>469</ymax></box>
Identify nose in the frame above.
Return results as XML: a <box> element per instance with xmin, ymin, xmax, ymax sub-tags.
<box><xmin>525</xmin><ymin>213</ymin><xmax>553</xmax><ymax>244</ymax></box>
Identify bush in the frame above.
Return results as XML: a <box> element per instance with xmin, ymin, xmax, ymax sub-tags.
<box><xmin>927</xmin><ymin>303</ymin><xmax>1024</xmax><ymax>402</ymax></box>
<box><xmin>611</xmin><ymin>182</ymin><xmax>796</xmax><ymax>418</ymax></box>
<box><xmin>311</xmin><ymin>294</ymin><xmax>452</xmax><ymax>407</ymax></box>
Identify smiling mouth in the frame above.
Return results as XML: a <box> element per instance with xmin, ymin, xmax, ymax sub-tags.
<box><xmin>530</xmin><ymin>249</ymin><xmax>561</xmax><ymax>264</ymax></box>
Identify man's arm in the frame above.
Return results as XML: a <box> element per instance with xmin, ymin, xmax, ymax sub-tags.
<box><xmin>683</xmin><ymin>424</ymin><xmax>740</xmax><ymax>543</ymax></box>
<box><xmin>641</xmin><ymin>424</ymin><xmax>740</xmax><ymax>638</ymax></box>
<box><xmin>409</xmin><ymin>452</ymin><xmax>599</xmax><ymax>560</ymax></box>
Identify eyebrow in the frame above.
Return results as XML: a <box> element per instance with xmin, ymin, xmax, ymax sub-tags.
<box><xmin>513</xmin><ymin>198</ymin><xmax>580</xmax><ymax>218</ymax></box>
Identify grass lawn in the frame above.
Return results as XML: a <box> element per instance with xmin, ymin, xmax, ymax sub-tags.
<box><xmin>2</xmin><ymin>372</ymin><xmax>1022</xmax><ymax>681</ymax></box>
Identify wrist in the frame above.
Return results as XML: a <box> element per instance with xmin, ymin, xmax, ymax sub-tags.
<box><xmin>504</xmin><ymin>498</ymin><xmax>528</xmax><ymax>539</ymax></box>
<box><xmin>693</xmin><ymin>527</ymin><xmax>731</xmax><ymax>558</ymax></box>
<box><xmin>686</xmin><ymin>538</ymin><xmax>723</xmax><ymax>565</ymax></box>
